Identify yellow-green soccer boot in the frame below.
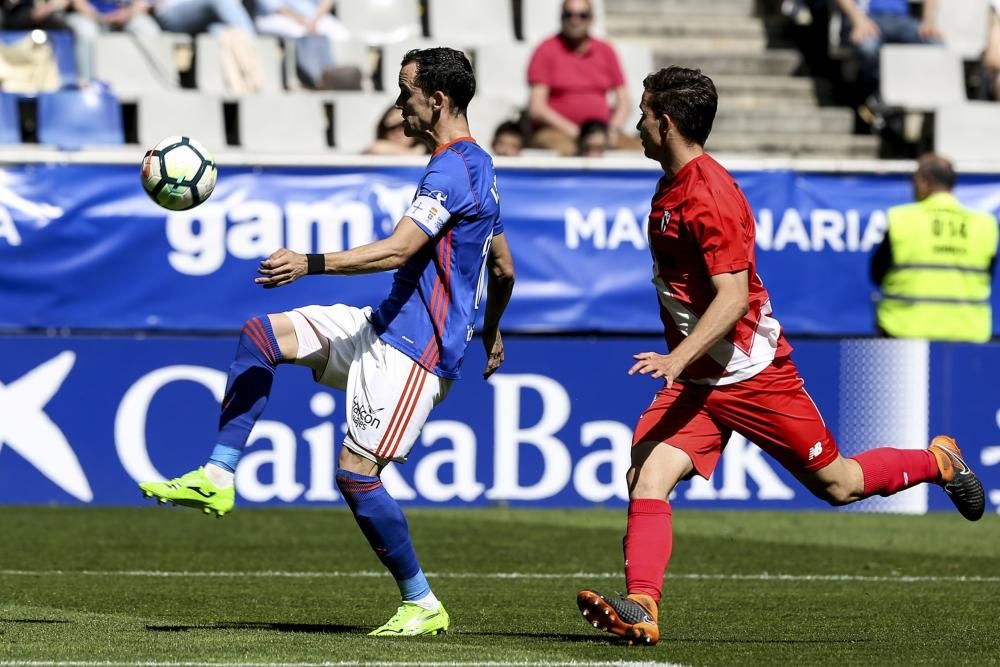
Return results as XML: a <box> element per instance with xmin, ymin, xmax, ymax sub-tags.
<box><xmin>139</xmin><ymin>467</ymin><xmax>235</xmax><ymax>518</ymax></box>
<box><xmin>369</xmin><ymin>601</ymin><xmax>450</xmax><ymax>636</ymax></box>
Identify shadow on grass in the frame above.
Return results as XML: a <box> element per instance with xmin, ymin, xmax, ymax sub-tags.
<box><xmin>458</xmin><ymin>630</ymin><xmax>619</xmax><ymax>644</ymax></box>
<box><xmin>147</xmin><ymin>621</ymin><xmax>367</xmax><ymax>634</ymax></box>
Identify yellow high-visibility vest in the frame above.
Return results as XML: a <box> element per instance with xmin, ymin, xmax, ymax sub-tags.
<box><xmin>878</xmin><ymin>192</ymin><xmax>998</xmax><ymax>341</ymax></box>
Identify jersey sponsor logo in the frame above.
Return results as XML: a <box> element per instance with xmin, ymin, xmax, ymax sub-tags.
<box><xmin>660</xmin><ymin>210</ymin><xmax>671</xmax><ymax>232</ymax></box>
<box><xmin>808</xmin><ymin>441</ymin><xmax>823</xmax><ymax>461</ymax></box>
<box><xmin>352</xmin><ymin>399</ymin><xmax>384</xmax><ymax>431</ymax></box>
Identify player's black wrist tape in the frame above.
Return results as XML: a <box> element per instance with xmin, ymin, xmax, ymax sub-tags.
<box><xmin>307</xmin><ymin>254</ymin><xmax>325</xmax><ymax>275</ymax></box>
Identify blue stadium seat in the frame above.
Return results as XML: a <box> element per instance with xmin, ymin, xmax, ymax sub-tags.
<box><xmin>0</xmin><ymin>93</ymin><xmax>20</xmax><ymax>144</ymax></box>
<box><xmin>37</xmin><ymin>87</ymin><xmax>124</xmax><ymax>149</ymax></box>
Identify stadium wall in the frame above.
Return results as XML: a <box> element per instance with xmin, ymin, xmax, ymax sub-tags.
<box><xmin>1</xmin><ymin>155</ymin><xmax>998</xmax><ymax>512</ymax></box>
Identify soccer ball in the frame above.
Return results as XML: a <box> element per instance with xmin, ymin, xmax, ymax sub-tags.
<box><xmin>141</xmin><ymin>136</ymin><xmax>218</xmax><ymax>211</ymax></box>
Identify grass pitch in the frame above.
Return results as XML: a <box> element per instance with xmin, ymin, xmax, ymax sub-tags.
<box><xmin>1</xmin><ymin>506</ymin><xmax>998</xmax><ymax>666</ymax></box>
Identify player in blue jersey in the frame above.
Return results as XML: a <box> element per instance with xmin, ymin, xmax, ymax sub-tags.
<box><xmin>138</xmin><ymin>47</ymin><xmax>516</xmax><ymax>637</ymax></box>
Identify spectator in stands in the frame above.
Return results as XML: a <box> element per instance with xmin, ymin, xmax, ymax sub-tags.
<box><xmin>870</xmin><ymin>154</ymin><xmax>998</xmax><ymax>342</ymax></box>
<box><xmin>2</xmin><ymin>0</ymin><xmax>71</xmax><ymax>30</ymax></box>
<box><xmin>491</xmin><ymin>120</ymin><xmax>523</xmax><ymax>157</ymax></box>
<box><xmin>983</xmin><ymin>0</ymin><xmax>1000</xmax><ymax>100</ymax></box>
<box><xmin>152</xmin><ymin>0</ymin><xmax>256</xmax><ymax>36</ymax></box>
<box><xmin>526</xmin><ymin>0</ymin><xmax>631</xmax><ymax>156</ymax></box>
<box><xmin>835</xmin><ymin>0</ymin><xmax>941</xmax><ymax>108</ymax></box>
<box><xmin>364</xmin><ymin>105</ymin><xmax>428</xmax><ymax>155</ymax></box>
<box><xmin>577</xmin><ymin>119</ymin><xmax>609</xmax><ymax>157</ymax></box>
<box><xmin>65</xmin><ymin>0</ymin><xmax>161</xmax><ymax>83</ymax></box>
<box><xmin>253</xmin><ymin>0</ymin><xmax>357</xmax><ymax>90</ymax></box>
<box><xmin>253</xmin><ymin>0</ymin><xmax>348</xmax><ymax>43</ymax></box>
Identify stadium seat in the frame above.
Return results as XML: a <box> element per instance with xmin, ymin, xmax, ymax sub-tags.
<box><xmin>332</xmin><ymin>39</ymin><xmax>375</xmax><ymax>91</ymax></box>
<box><xmin>427</xmin><ymin>0</ymin><xmax>516</xmax><ymax>44</ymax></box>
<box><xmin>336</xmin><ymin>0</ymin><xmax>421</xmax><ymax>45</ymax></box>
<box><xmin>379</xmin><ymin>40</ymin><xmax>472</xmax><ymax>93</ymax></box>
<box><xmin>466</xmin><ymin>95</ymin><xmax>523</xmax><ymax>148</ymax></box>
<box><xmin>37</xmin><ymin>88</ymin><xmax>124</xmax><ymax>149</ymax></box>
<box><xmin>328</xmin><ymin>92</ymin><xmax>397</xmax><ymax>153</ymax></box>
<box><xmin>93</xmin><ymin>33</ymin><xmax>179</xmax><ymax>100</ymax></box>
<box><xmin>880</xmin><ymin>46</ymin><xmax>965</xmax><ymax>111</ymax></box>
<box><xmin>0</xmin><ymin>93</ymin><xmax>20</xmax><ymax>144</ymax></box>
<box><xmin>614</xmin><ymin>41</ymin><xmax>655</xmax><ymax>114</ymax></box>
<box><xmin>195</xmin><ymin>34</ymin><xmax>283</xmax><ymax>96</ymax></box>
<box><xmin>520</xmin><ymin>0</ymin><xmax>606</xmax><ymax>46</ymax></box>
<box><xmin>280</xmin><ymin>38</ymin><xmax>374</xmax><ymax>92</ymax></box>
<box><xmin>934</xmin><ymin>102</ymin><xmax>1000</xmax><ymax>163</ymax></box>
<box><xmin>138</xmin><ymin>92</ymin><xmax>226</xmax><ymax>150</ymax></box>
<box><xmin>936</xmin><ymin>0</ymin><xmax>991</xmax><ymax>60</ymax></box>
<box><xmin>239</xmin><ymin>94</ymin><xmax>328</xmax><ymax>152</ymax></box>
<box><xmin>475</xmin><ymin>43</ymin><xmax>532</xmax><ymax>106</ymax></box>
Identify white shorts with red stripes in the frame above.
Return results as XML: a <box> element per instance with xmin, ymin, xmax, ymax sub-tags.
<box><xmin>288</xmin><ymin>304</ymin><xmax>452</xmax><ymax>463</ymax></box>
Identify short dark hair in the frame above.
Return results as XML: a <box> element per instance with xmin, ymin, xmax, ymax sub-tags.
<box><xmin>400</xmin><ymin>47</ymin><xmax>476</xmax><ymax>115</ymax></box>
<box><xmin>375</xmin><ymin>105</ymin><xmax>402</xmax><ymax>140</ymax></box>
<box><xmin>578</xmin><ymin>119</ymin><xmax>608</xmax><ymax>140</ymax></box>
<box><xmin>915</xmin><ymin>153</ymin><xmax>956</xmax><ymax>190</ymax></box>
<box><xmin>642</xmin><ymin>66</ymin><xmax>718</xmax><ymax>146</ymax></box>
<box><xmin>492</xmin><ymin>120</ymin><xmax>522</xmax><ymax>142</ymax></box>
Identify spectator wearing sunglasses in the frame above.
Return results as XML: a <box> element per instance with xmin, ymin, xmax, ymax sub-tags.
<box><xmin>526</xmin><ymin>0</ymin><xmax>630</xmax><ymax>156</ymax></box>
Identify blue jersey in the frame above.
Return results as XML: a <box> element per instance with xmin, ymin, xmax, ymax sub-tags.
<box><xmin>372</xmin><ymin>138</ymin><xmax>502</xmax><ymax>380</ymax></box>
<box><xmin>862</xmin><ymin>0</ymin><xmax>908</xmax><ymax>16</ymax></box>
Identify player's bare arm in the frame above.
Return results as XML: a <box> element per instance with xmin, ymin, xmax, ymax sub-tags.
<box><xmin>482</xmin><ymin>233</ymin><xmax>516</xmax><ymax>379</ymax></box>
<box><xmin>608</xmin><ymin>85</ymin><xmax>631</xmax><ymax>144</ymax></box>
<box><xmin>528</xmin><ymin>84</ymin><xmax>580</xmax><ymax>139</ymax></box>
<box><xmin>255</xmin><ymin>218</ymin><xmax>431</xmax><ymax>288</ymax></box>
<box><xmin>629</xmin><ymin>270</ymin><xmax>749</xmax><ymax>386</ymax></box>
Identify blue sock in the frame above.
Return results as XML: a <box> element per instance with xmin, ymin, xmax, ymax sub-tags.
<box><xmin>209</xmin><ymin>316</ymin><xmax>280</xmax><ymax>473</ymax></box>
<box><xmin>336</xmin><ymin>470</ymin><xmax>432</xmax><ymax>602</ymax></box>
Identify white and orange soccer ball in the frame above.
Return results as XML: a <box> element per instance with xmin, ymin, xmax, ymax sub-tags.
<box><xmin>141</xmin><ymin>136</ymin><xmax>218</xmax><ymax>211</ymax></box>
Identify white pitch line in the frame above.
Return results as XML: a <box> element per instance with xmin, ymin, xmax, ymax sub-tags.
<box><xmin>0</xmin><ymin>662</ymin><xmax>683</xmax><ymax>667</ymax></box>
<box><xmin>0</xmin><ymin>570</ymin><xmax>998</xmax><ymax>583</ymax></box>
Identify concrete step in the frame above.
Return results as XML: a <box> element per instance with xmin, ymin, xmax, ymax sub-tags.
<box><xmin>713</xmin><ymin>75</ymin><xmax>818</xmax><ymax>106</ymax></box>
<box><xmin>706</xmin><ymin>133</ymin><xmax>880</xmax><ymax>158</ymax></box>
<box><xmin>608</xmin><ymin>0</ymin><xmax>757</xmax><ymax>17</ymax></box>
<box><xmin>715</xmin><ymin>95</ymin><xmax>819</xmax><ymax>109</ymax></box>
<box><xmin>605</xmin><ymin>14</ymin><xmax>766</xmax><ymax>40</ymax></box>
<box><xmin>655</xmin><ymin>49</ymin><xmax>801</xmax><ymax>76</ymax></box>
<box><xmin>621</xmin><ymin>35</ymin><xmax>768</xmax><ymax>52</ymax></box>
<box><xmin>713</xmin><ymin>107</ymin><xmax>855</xmax><ymax>134</ymax></box>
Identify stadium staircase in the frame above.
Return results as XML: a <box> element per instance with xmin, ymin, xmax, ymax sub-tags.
<box><xmin>605</xmin><ymin>0</ymin><xmax>879</xmax><ymax>158</ymax></box>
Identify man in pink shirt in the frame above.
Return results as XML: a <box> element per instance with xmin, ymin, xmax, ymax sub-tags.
<box><xmin>526</xmin><ymin>0</ymin><xmax>632</xmax><ymax>156</ymax></box>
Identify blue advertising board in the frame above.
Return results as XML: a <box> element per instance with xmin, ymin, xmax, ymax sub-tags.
<box><xmin>1</xmin><ymin>162</ymin><xmax>998</xmax><ymax>335</ymax></box>
<box><xmin>0</xmin><ymin>334</ymin><xmax>997</xmax><ymax>514</ymax></box>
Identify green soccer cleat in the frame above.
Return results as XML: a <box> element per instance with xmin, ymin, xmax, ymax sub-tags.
<box><xmin>368</xmin><ymin>601</ymin><xmax>450</xmax><ymax>637</ymax></box>
<box><xmin>139</xmin><ymin>467</ymin><xmax>235</xmax><ymax>518</ymax></box>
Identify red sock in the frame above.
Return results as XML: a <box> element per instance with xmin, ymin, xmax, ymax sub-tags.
<box><xmin>623</xmin><ymin>499</ymin><xmax>672</xmax><ymax>603</ymax></box>
<box><xmin>851</xmin><ymin>448</ymin><xmax>939</xmax><ymax>498</ymax></box>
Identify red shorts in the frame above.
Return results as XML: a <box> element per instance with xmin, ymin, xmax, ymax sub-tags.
<box><xmin>632</xmin><ymin>356</ymin><xmax>839</xmax><ymax>479</ymax></box>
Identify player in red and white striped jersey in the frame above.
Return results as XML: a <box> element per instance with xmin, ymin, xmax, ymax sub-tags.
<box><xmin>576</xmin><ymin>65</ymin><xmax>985</xmax><ymax>647</ymax></box>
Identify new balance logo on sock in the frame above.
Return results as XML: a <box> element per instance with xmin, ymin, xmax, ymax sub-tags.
<box><xmin>808</xmin><ymin>442</ymin><xmax>823</xmax><ymax>461</ymax></box>
<box><xmin>189</xmin><ymin>486</ymin><xmax>216</xmax><ymax>499</ymax></box>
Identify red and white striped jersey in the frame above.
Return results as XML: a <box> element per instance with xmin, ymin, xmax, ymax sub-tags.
<box><xmin>647</xmin><ymin>153</ymin><xmax>792</xmax><ymax>385</ymax></box>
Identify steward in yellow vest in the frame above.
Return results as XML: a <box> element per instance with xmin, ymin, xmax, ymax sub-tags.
<box><xmin>871</xmin><ymin>155</ymin><xmax>998</xmax><ymax>342</ymax></box>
